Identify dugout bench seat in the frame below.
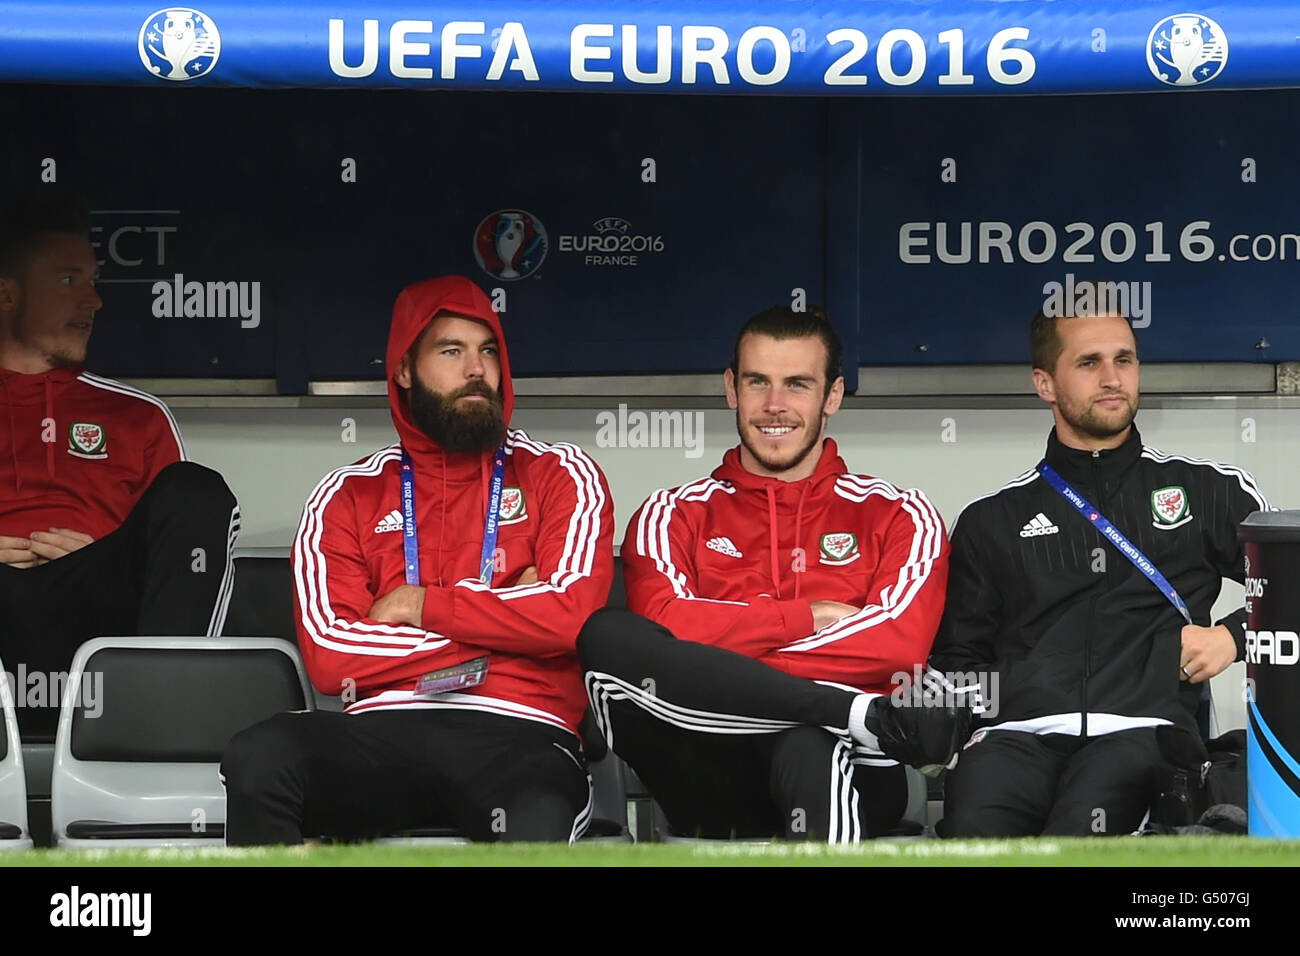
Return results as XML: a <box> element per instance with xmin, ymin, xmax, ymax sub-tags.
<box><xmin>0</xmin><ymin>654</ymin><xmax>32</xmax><ymax>849</ymax></box>
<box><xmin>225</xmin><ymin>547</ymin><xmax>934</xmax><ymax>842</ymax></box>
<box><xmin>50</xmin><ymin>636</ymin><xmax>312</xmax><ymax>848</ymax></box>
<box><xmin>226</xmin><ymin>547</ymin><xmax>631</xmax><ymax>842</ymax></box>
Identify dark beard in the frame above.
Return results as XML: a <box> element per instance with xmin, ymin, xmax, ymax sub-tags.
<box><xmin>1060</xmin><ymin>392</ymin><xmax>1139</xmax><ymax>441</ymax></box>
<box><xmin>408</xmin><ymin>377</ymin><xmax>507</xmax><ymax>453</ymax></box>
<box><xmin>736</xmin><ymin>410</ymin><xmax>822</xmax><ymax>475</ymax></box>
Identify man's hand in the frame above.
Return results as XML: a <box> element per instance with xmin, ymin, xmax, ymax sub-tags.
<box><xmin>0</xmin><ymin>529</ymin><xmax>94</xmax><ymax>567</ymax></box>
<box><xmin>866</xmin><ymin>694</ymin><xmax>974</xmax><ymax>775</ymax></box>
<box><xmin>0</xmin><ymin>535</ymin><xmax>40</xmax><ymax>568</ymax></box>
<box><xmin>1180</xmin><ymin>624</ymin><xmax>1237</xmax><ymax>684</ymax></box>
<box><xmin>515</xmin><ymin>565</ymin><xmax>538</xmax><ymax>586</ymax></box>
<box><xmin>368</xmin><ymin>584</ymin><xmax>426</xmax><ymax>627</ymax></box>
<box><xmin>810</xmin><ymin>600</ymin><xmax>859</xmax><ymax>631</ymax></box>
<box><xmin>28</xmin><ymin>528</ymin><xmax>94</xmax><ymax>562</ymax></box>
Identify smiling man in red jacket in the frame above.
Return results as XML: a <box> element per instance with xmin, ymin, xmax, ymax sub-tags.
<box><xmin>0</xmin><ymin>196</ymin><xmax>239</xmax><ymax>739</ymax></box>
<box><xmin>222</xmin><ymin>275</ymin><xmax>614</xmax><ymax>845</ymax></box>
<box><xmin>580</xmin><ymin>307</ymin><xmax>964</xmax><ymax>842</ymax></box>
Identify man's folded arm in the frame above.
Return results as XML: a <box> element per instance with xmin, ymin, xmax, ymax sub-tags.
<box><xmin>621</xmin><ymin>490</ymin><xmax>815</xmax><ymax>658</ymax></box>
<box><xmin>292</xmin><ymin>480</ymin><xmax>488</xmax><ymax>696</ymax></box>
<box><xmin>418</xmin><ymin>441</ymin><xmax>615</xmax><ymax>658</ymax></box>
<box><xmin>770</xmin><ymin>488</ymin><xmax>950</xmax><ymax>689</ymax></box>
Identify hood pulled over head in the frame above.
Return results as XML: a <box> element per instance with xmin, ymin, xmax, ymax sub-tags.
<box><xmin>385</xmin><ymin>275</ymin><xmax>515</xmax><ymax>454</ymax></box>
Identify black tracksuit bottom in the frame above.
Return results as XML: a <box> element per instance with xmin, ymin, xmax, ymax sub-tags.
<box><xmin>578</xmin><ymin>608</ymin><xmax>907</xmax><ymax>843</ymax></box>
<box><xmin>0</xmin><ymin>462</ymin><xmax>238</xmax><ymax>739</ymax></box>
<box><xmin>938</xmin><ymin>726</ymin><xmax>1173</xmax><ymax>837</ymax></box>
<box><xmin>221</xmin><ymin>709</ymin><xmax>592</xmax><ymax>845</ymax></box>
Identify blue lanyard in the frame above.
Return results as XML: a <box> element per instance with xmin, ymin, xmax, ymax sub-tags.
<box><xmin>399</xmin><ymin>446</ymin><xmax>507</xmax><ymax>588</ymax></box>
<box><xmin>400</xmin><ymin>451</ymin><xmax>421</xmax><ymax>586</ymax></box>
<box><xmin>479</xmin><ymin>447</ymin><xmax>507</xmax><ymax>586</ymax></box>
<box><xmin>1036</xmin><ymin>460</ymin><xmax>1192</xmax><ymax>625</ymax></box>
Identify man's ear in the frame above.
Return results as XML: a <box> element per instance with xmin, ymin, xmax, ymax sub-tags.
<box><xmin>723</xmin><ymin>367</ymin><xmax>739</xmax><ymax>410</ymax></box>
<box><xmin>1031</xmin><ymin>366</ymin><xmax>1055</xmax><ymax>404</ymax></box>
<box><xmin>822</xmin><ymin>375</ymin><xmax>845</xmax><ymax>417</ymax></box>
<box><xmin>393</xmin><ymin>353</ymin><xmax>412</xmax><ymax>390</ymax></box>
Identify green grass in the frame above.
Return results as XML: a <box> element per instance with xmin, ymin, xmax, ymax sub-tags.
<box><xmin>3</xmin><ymin>838</ymin><xmax>1300</xmax><ymax>866</ymax></box>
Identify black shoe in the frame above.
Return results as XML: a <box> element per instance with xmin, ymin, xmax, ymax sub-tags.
<box><xmin>865</xmin><ymin>695</ymin><xmax>973</xmax><ymax>775</ymax></box>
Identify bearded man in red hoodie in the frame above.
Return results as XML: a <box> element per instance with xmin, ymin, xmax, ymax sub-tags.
<box><xmin>222</xmin><ymin>275</ymin><xmax>614</xmax><ymax>845</ymax></box>
<box><xmin>0</xmin><ymin>196</ymin><xmax>239</xmax><ymax>739</ymax></box>
<box><xmin>580</xmin><ymin>307</ymin><xmax>967</xmax><ymax>842</ymax></box>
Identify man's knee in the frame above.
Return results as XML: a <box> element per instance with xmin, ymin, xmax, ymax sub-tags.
<box><xmin>221</xmin><ymin>712</ymin><xmax>307</xmax><ymax>799</ymax></box>
<box><xmin>147</xmin><ymin>462</ymin><xmax>237</xmax><ymax>516</ymax></box>
<box><xmin>577</xmin><ymin>606</ymin><xmax>650</xmax><ymax>670</ymax></box>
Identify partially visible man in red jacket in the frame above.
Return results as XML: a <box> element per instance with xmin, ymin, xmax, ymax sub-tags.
<box><xmin>580</xmin><ymin>306</ymin><xmax>966</xmax><ymax>842</ymax></box>
<box><xmin>222</xmin><ymin>275</ymin><xmax>614</xmax><ymax>845</ymax></box>
<box><xmin>0</xmin><ymin>195</ymin><xmax>239</xmax><ymax>739</ymax></box>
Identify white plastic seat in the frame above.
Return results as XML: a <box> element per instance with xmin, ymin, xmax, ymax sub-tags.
<box><xmin>0</xmin><ymin>656</ymin><xmax>32</xmax><ymax>849</ymax></box>
<box><xmin>51</xmin><ymin>636</ymin><xmax>312</xmax><ymax>849</ymax></box>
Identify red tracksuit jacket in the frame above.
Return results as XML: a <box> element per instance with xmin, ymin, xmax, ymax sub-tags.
<box><xmin>622</xmin><ymin>440</ymin><xmax>949</xmax><ymax>694</ymax></box>
<box><xmin>292</xmin><ymin>277</ymin><xmax>614</xmax><ymax>737</ymax></box>
<box><xmin>0</xmin><ymin>366</ymin><xmax>185</xmax><ymax>540</ymax></box>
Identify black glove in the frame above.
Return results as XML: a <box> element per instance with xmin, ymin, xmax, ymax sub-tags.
<box><xmin>865</xmin><ymin>695</ymin><xmax>974</xmax><ymax>776</ymax></box>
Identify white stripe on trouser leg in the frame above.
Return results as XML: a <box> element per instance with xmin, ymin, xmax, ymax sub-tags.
<box><xmin>584</xmin><ymin>673</ymin><xmax>618</xmax><ymax>750</ymax></box>
<box><xmin>568</xmin><ymin>772</ymin><xmax>594</xmax><ymax>844</ymax></box>
<box><xmin>584</xmin><ymin>671</ymin><xmax>803</xmax><ymax>735</ymax></box>
<box><xmin>206</xmin><ymin>504</ymin><xmax>241</xmax><ymax>636</ymax></box>
<box><xmin>828</xmin><ymin>739</ymin><xmax>860</xmax><ymax>845</ymax></box>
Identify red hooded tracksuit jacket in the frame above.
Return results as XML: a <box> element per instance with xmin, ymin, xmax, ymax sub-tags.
<box><xmin>292</xmin><ymin>277</ymin><xmax>615</xmax><ymax>737</ymax></box>
<box><xmin>622</xmin><ymin>440</ymin><xmax>950</xmax><ymax>695</ymax></box>
<box><xmin>0</xmin><ymin>366</ymin><xmax>185</xmax><ymax>541</ymax></box>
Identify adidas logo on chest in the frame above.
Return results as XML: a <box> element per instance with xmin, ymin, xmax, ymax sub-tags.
<box><xmin>1019</xmin><ymin>513</ymin><xmax>1059</xmax><ymax>538</ymax></box>
<box><xmin>705</xmin><ymin>536</ymin><xmax>743</xmax><ymax>558</ymax></box>
<box><xmin>374</xmin><ymin>509</ymin><xmax>403</xmax><ymax>534</ymax></box>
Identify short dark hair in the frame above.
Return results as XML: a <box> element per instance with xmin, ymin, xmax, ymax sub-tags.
<box><xmin>730</xmin><ymin>306</ymin><xmax>843</xmax><ymax>396</ymax></box>
<box><xmin>1030</xmin><ymin>280</ymin><xmax>1136</xmax><ymax>373</ymax></box>
<box><xmin>0</xmin><ymin>195</ymin><xmax>92</xmax><ymax>281</ymax></box>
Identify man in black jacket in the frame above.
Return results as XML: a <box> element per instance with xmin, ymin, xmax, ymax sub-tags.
<box><xmin>930</xmin><ymin>287</ymin><xmax>1269</xmax><ymax>836</ymax></box>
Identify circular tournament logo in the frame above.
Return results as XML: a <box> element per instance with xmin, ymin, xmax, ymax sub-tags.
<box><xmin>473</xmin><ymin>210</ymin><xmax>548</xmax><ymax>281</ymax></box>
<box><xmin>139</xmin><ymin>8</ymin><xmax>221</xmax><ymax>81</ymax></box>
<box><xmin>1146</xmin><ymin>14</ymin><xmax>1228</xmax><ymax>87</ymax></box>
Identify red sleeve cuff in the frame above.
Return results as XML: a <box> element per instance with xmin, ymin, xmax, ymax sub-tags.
<box><xmin>420</xmin><ymin>586</ymin><xmax>455</xmax><ymax>633</ymax></box>
<box><xmin>777</xmin><ymin>600</ymin><xmax>814</xmax><ymax>642</ymax></box>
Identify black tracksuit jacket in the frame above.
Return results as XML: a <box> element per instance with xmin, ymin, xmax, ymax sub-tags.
<box><xmin>929</xmin><ymin>425</ymin><xmax>1270</xmax><ymax>736</ymax></box>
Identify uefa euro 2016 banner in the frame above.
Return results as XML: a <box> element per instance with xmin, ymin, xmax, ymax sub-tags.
<box><xmin>2</xmin><ymin>2</ymin><xmax>1298</xmax><ymax>93</ymax></box>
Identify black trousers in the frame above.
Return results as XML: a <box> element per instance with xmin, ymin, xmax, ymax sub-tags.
<box><xmin>221</xmin><ymin>709</ymin><xmax>593</xmax><ymax>845</ymax></box>
<box><xmin>0</xmin><ymin>461</ymin><xmax>239</xmax><ymax>739</ymax></box>
<box><xmin>938</xmin><ymin>727</ymin><xmax>1173</xmax><ymax>837</ymax></box>
<box><xmin>578</xmin><ymin>608</ymin><xmax>907</xmax><ymax>842</ymax></box>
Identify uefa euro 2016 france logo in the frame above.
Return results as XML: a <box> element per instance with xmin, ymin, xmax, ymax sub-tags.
<box><xmin>139</xmin><ymin>8</ymin><xmax>221</xmax><ymax>81</ymax></box>
<box><xmin>473</xmin><ymin>210</ymin><xmax>549</xmax><ymax>281</ymax></box>
<box><xmin>1146</xmin><ymin>13</ymin><xmax>1227</xmax><ymax>87</ymax></box>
